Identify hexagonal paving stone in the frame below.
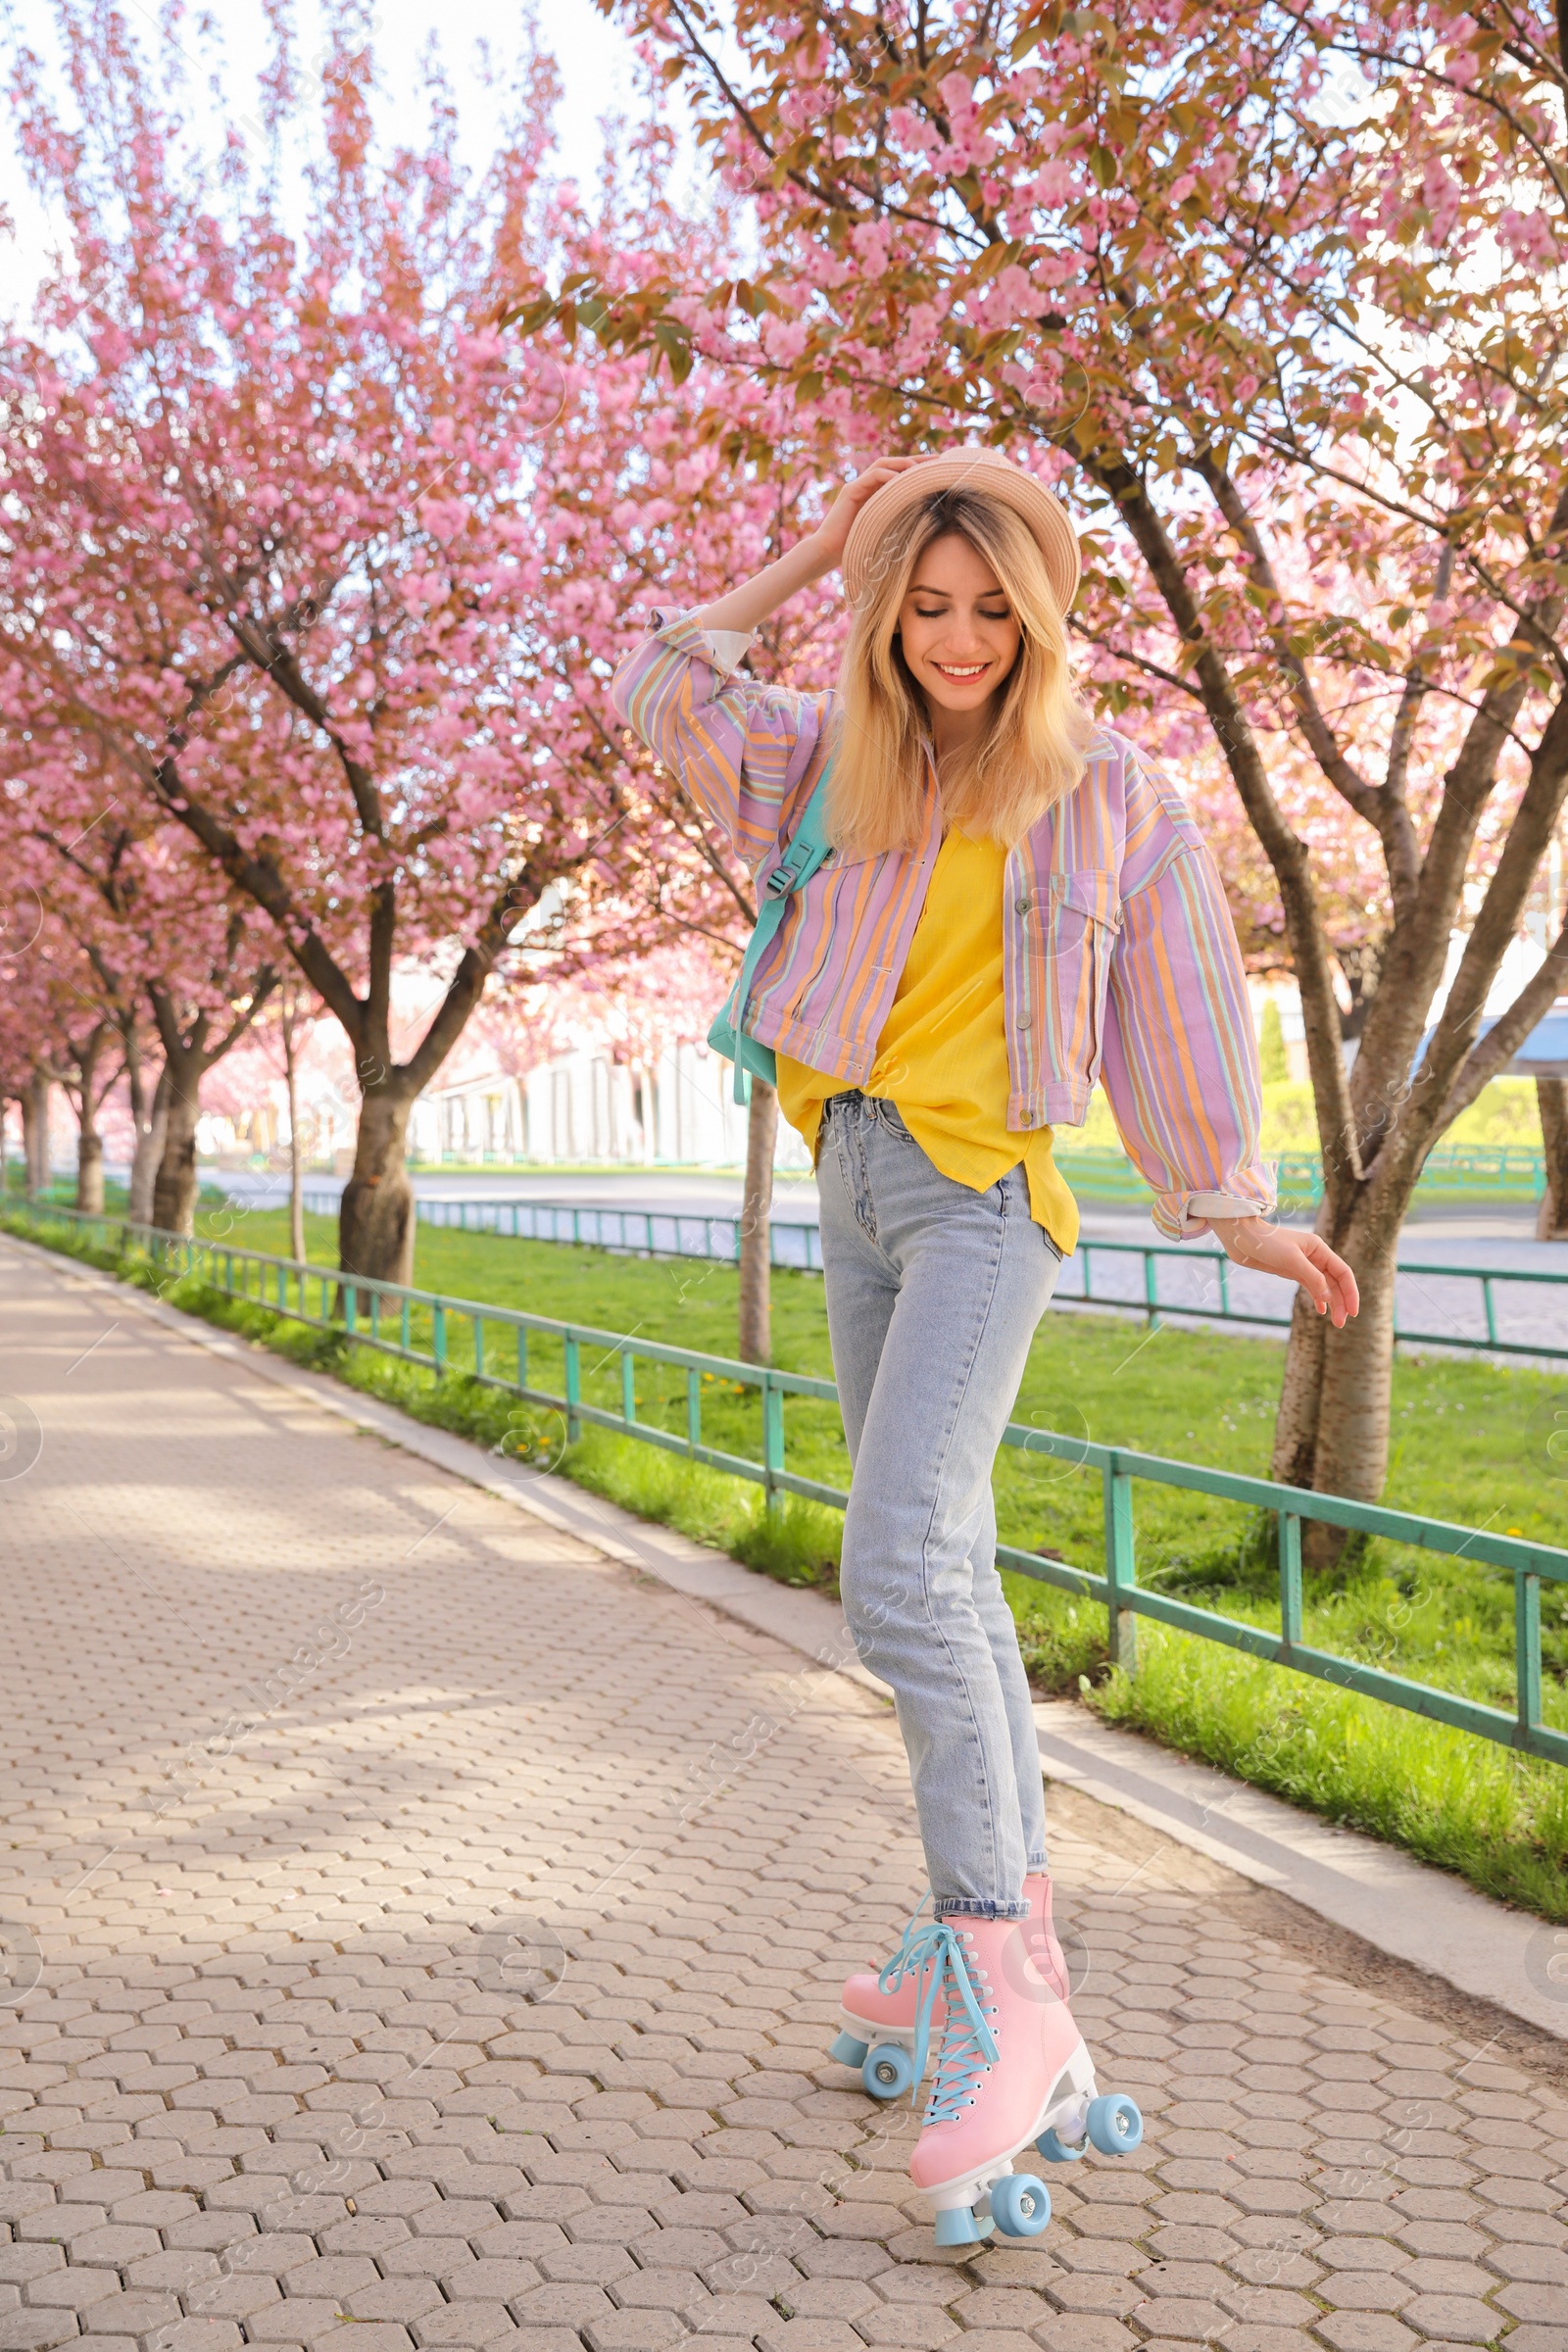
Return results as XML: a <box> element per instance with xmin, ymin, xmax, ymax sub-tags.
<box><xmin>2</xmin><ymin>1268</ymin><xmax>1565</xmax><ymax>2352</ymax></box>
<box><xmin>1396</xmin><ymin>2293</ymin><xmax>1504</xmax><ymax>2340</ymax></box>
<box><xmin>343</xmin><ymin>2279</ymin><xmax>447</xmax><ymax>2326</ymax></box>
<box><xmin>0</xmin><ymin>2316</ymin><xmax>81</xmax><ymax>2352</ymax></box>
<box><xmin>77</xmin><ymin>2290</ymin><xmax>184</xmax><ymax>2336</ymax></box>
<box><xmin>414</xmin><ymin>2307</ymin><xmax>517</xmax><ymax>2347</ymax></box>
<box><xmin>1310</xmin><ymin>2317</ymin><xmax>1419</xmax><ymax>2352</ymax></box>
<box><xmin>22</xmin><ymin>2272</ymin><xmax>121</xmax><ymax>2312</ymax></box>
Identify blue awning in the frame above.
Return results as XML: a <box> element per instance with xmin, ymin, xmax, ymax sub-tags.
<box><xmin>1419</xmin><ymin>1000</ymin><xmax>1568</xmax><ymax>1078</ymax></box>
<box><xmin>1496</xmin><ymin>1001</ymin><xmax>1568</xmax><ymax>1076</ymax></box>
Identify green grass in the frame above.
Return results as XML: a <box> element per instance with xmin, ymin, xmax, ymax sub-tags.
<box><xmin>11</xmin><ymin>1194</ymin><xmax>1568</xmax><ymax>1922</ymax></box>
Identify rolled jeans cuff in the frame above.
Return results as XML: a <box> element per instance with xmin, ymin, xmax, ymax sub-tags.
<box><xmin>934</xmin><ymin>1898</ymin><xmax>1031</xmax><ymax>1921</ymax></box>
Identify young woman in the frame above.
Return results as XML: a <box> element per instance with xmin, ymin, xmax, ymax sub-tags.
<box><xmin>612</xmin><ymin>450</ymin><xmax>1358</xmax><ymax>2245</ymax></box>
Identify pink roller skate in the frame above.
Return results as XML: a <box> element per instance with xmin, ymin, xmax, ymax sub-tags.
<box><xmin>886</xmin><ymin>1915</ymin><xmax>1144</xmax><ymax>2247</ymax></box>
<box><xmin>828</xmin><ymin>1875</ymin><xmax>1068</xmax><ymax>2102</ymax></box>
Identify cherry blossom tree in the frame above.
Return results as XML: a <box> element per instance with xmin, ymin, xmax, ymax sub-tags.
<box><xmin>561</xmin><ymin>0</ymin><xmax>1568</xmax><ymax>1529</ymax></box>
<box><xmin>0</xmin><ymin>2</ymin><xmax>693</xmax><ymax>1285</ymax></box>
<box><xmin>0</xmin><ymin>0</ymin><xmax>862</xmax><ymax>1343</ymax></box>
<box><xmin>0</xmin><ymin>730</ymin><xmax>283</xmax><ymax>1233</ymax></box>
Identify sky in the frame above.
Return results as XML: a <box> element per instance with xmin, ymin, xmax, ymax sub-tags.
<box><xmin>0</xmin><ymin>0</ymin><xmax>669</xmax><ymax>309</ymax></box>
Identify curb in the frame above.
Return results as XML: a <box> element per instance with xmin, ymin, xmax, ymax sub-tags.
<box><xmin>7</xmin><ymin>1228</ymin><xmax>1565</xmax><ymax>2047</ymax></box>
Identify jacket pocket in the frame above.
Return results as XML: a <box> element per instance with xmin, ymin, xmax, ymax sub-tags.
<box><xmin>1045</xmin><ymin>869</ymin><xmax>1122</xmax><ymax>1092</ymax></box>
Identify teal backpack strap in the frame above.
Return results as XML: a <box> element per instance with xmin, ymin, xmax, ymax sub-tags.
<box><xmin>709</xmin><ymin>757</ymin><xmax>834</xmax><ymax>1103</ymax></box>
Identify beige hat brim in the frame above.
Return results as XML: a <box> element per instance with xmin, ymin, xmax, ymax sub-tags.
<box><xmin>841</xmin><ymin>448</ymin><xmax>1081</xmax><ymax>616</ymax></box>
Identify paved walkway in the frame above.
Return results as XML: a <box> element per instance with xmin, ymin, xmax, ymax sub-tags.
<box><xmin>1</xmin><ymin>1239</ymin><xmax>1564</xmax><ymax>2352</ymax></box>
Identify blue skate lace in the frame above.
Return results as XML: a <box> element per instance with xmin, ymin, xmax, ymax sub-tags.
<box><xmin>877</xmin><ymin>1892</ymin><xmax>932</xmax><ymax>1982</ymax></box>
<box><xmin>879</xmin><ymin>1920</ymin><xmax>999</xmax><ymax>2121</ymax></box>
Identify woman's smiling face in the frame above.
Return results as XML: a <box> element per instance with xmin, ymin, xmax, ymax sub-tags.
<box><xmin>895</xmin><ymin>530</ymin><xmax>1022</xmax><ymax>721</ymax></box>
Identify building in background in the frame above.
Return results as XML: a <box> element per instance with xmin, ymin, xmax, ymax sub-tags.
<box><xmin>407</xmin><ymin>1040</ymin><xmax>808</xmax><ymax>1169</ymax></box>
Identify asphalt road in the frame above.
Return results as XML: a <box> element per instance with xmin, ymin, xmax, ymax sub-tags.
<box><xmin>208</xmin><ymin>1166</ymin><xmax>1568</xmax><ymax>1362</ymax></box>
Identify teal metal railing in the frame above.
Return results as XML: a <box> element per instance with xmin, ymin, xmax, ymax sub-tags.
<box><xmin>377</xmin><ymin>1142</ymin><xmax>1545</xmax><ymax>1200</ymax></box>
<box><xmin>284</xmin><ymin>1185</ymin><xmax>1568</xmax><ymax>1365</ymax></box>
<box><xmin>1055</xmin><ymin>1144</ymin><xmax>1547</xmax><ymax>1205</ymax></box>
<box><xmin>9</xmin><ymin>1198</ymin><xmax>1566</xmax><ymax>1769</ymax></box>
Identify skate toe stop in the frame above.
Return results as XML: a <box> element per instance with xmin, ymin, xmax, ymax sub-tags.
<box><xmin>933</xmin><ymin>2206</ymin><xmax>992</xmax><ymax>2246</ymax></box>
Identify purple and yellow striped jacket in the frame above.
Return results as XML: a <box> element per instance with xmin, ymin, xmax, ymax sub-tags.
<box><xmin>612</xmin><ymin>612</ymin><xmax>1275</xmax><ymax>1240</ymax></box>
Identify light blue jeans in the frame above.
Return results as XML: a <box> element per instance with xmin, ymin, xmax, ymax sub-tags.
<box><xmin>819</xmin><ymin>1091</ymin><xmax>1062</xmax><ymax>1920</ymax></box>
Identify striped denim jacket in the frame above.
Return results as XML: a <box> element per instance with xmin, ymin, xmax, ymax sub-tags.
<box><xmin>612</xmin><ymin>611</ymin><xmax>1275</xmax><ymax>1240</ymax></box>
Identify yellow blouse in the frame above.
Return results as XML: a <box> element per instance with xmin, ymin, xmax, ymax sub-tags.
<box><xmin>775</xmin><ymin>829</ymin><xmax>1079</xmax><ymax>1258</ymax></box>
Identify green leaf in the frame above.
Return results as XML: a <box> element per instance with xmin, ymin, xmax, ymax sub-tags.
<box><xmin>652</xmin><ymin>318</ymin><xmax>694</xmax><ymax>384</ymax></box>
<box><xmin>1010</xmin><ymin>3</ymin><xmax>1059</xmax><ymax>62</ymax></box>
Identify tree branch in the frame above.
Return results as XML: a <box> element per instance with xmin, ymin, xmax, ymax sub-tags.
<box><xmin>1191</xmin><ymin>451</ymin><xmax>1423</xmax><ymax>910</ymax></box>
<box><xmin>1441</xmin><ymin>919</ymin><xmax>1568</xmax><ymax>1124</ymax></box>
<box><xmin>1376</xmin><ymin>690</ymin><xmax>1568</xmax><ymax>1188</ymax></box>
<box><xmin>1080</xmin><ymin>446</ymin><xmax>1363</xmax><ymax>1205</ymax></box>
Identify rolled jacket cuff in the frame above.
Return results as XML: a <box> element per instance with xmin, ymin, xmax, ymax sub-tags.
<box><xmin>648</xmin><ymin>606</ymin><xmax>756</xmax><ymax>678</ymax></box>
<box><xmin>1152</xmin><ymin>1184</ymin><xmax>1278</xmax><ymax>1241</ymax></box>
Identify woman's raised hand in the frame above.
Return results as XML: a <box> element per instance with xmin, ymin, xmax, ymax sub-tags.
<box><xmin>688</xmin><ymin>455</ymin><xmax>926</xmax><ymax>640</ymax></box>
<box><xmin>811</xmin><ymin>455</ymin><xmax>926</xmax><ymax>566</ymax></box>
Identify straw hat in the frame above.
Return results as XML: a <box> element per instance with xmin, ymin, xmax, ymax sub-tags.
<box><xmin>841</xmin><ymin>447</ymin><xmax>1081</xmax><ymax>616</ymax></box>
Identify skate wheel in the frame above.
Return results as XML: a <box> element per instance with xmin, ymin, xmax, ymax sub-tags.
<box><xmin>990</xmin><ymin>2173</ymin><xmax>1052</xmax><ymax>2237</ymax></box>
<box><xmin>1086</xmin><ymin>2092</ymin><xmax>1143</xmax><ymax>2155</ymax></box>
<box><xmin>828</xmin><ymin>2030</ymin><xmax>869</xmax><ymax>2068</ymax></box>
<box><xmin>1036</xmin><ymin>2126</ymin><xmax>1085</xmax><ymax>2163</ymax></box>
<box><xmin>933</xmin><ymin>2205</ymin><xmax>991</xmax><ymax>2246</ymax></box>
<box><xmin>861</xmin><ymin>2042</ymin><xmax>915</xmax><ymax>2100</ymax></box>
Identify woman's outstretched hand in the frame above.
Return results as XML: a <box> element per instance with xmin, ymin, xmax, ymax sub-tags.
<box><xmin>810</xmin><ymin>454</ymin><xmax>926</xmax><ymax>567</ymax></box>
<box><xmin>1208</xmin><ymin>1216</ymin><xmax>1360</xmax><ymax>1327</ymax></box>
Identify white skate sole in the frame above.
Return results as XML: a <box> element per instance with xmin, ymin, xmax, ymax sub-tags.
<box><xmin>831</xmin><ymin>2002</ymin><xmax>945</xmax><ymax>2100</ymax></box>
<box><xmin>841</xmin><ymin>2003</ymin><xmax>917</xmax><ymax>2047</ymax></box>
<box><xmin>840</xmin><ymin>2004</ymin><xmax>927</xmax><ymax>2059</ymax></box>
<box><xmin>919</xmin><ymin>2037</ymin><xmax>1099</xmax><ymax>2225</ymax></box>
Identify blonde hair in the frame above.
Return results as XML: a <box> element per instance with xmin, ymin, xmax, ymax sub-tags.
<box><xmin>828</xmin><ymin>486</ymin><xmax>1092</xmax><ymax>858</ymax></box>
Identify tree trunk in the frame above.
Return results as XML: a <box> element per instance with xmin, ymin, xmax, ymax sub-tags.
<box><xmin>283</xmin><ymin>1013</ymin><xmax>306</xmax><ymax>1264</ymax></box>
<box><xmin>152</xmin><ymin>1080</ymin><xmax>201</xmax><ymax>1238</ymax></box>
<box><xmin>19</xmin><ymin>1086</ymin><xmax>35</xmax><ymax>1197</ymax></box>
<box><xmin>24</xmin><ymin>1072</ymin><xmax>50</xmax><ymax>1195</ymax></box>
<box><xmin>128</xmin><ymin>1062</ymin><xmax>171</xmax><ymax>1226</ymax></box>
<box><xmin>1270</xmin><ymin>1203</ymin><xmax>1399</xmax><ymax>1564</ymax></box>
<box><xmin>738</xmin><ymin>1079</ymin><xmax>778</xmax><ymax>1365</ymax></box>
<box><xmin>1537</xmin><ymin>1076</ymin><xmax>1568</xmax><ymax>1240</ymax></box>
<box><xmin>338</xmin><ymin>1085</ymin><xmax>416</xmax><ymax>1289</ymax></box>
<box><xmin>71</xmin><ymin>1022</ymin><xmax>112</xmax><ymax>1215</ymax></box>
<box><xmin>75</xmin><ymin>1130</ymin><xmax>105</xmax><ymax>1216</ymax></box>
